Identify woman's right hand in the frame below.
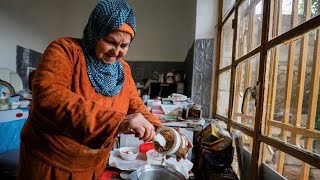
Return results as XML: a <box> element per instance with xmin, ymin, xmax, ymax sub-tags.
<box><xmin>118</xmin><ymin>113</ymin><xmax>156</xmax><ymax>142</ymax></box>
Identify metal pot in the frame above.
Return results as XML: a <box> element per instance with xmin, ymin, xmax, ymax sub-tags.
<box><xmin>129</xmin><ymin>164</ymin><xmax>186</xmax><ymax>180</ymax></box>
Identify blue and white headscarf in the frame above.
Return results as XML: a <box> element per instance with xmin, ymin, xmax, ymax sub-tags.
<box><xmin>81</xmin><ymin>0</ymin><xmax>136</xmax><ymax>97</ymax></box>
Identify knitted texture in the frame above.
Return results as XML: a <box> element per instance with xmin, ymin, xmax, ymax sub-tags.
<box><xmin>81</xmin><ymin>0</ymin><xmax>136</xmax><ymax>96</ymax></box>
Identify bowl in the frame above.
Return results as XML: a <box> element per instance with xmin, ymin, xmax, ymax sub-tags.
<box><xmin>10</xmin><ymin>101</ymin><xmax>21</xmax><ymax>109</ymax></box>
<box><xmin>129</xmin><ymin>164</ymin><xmax>186</xmax><ymax>180</ymax></box>
<box><xmin>21</xmin><ymin>92</ymin><xmax>32</xmax><ymax>99</ymax></box>
<box><xmin>19</xmin><ymin>100</ymin><xmax>30</xmax><ymax>108</ymax></box>
<box><xmin>119</xmin><ymin>147</ymin><xmax>139</xmax><ymax>161</ymax></box>
<box><xmin>8</xmin><ymin>96</ymin><xmax>20</xmax><ymax>103</ymax></box>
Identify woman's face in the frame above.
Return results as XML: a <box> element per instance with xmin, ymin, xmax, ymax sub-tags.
<box><xmin>95</xmin><ymin>31</ymin><xmax>131</xmax><ymax>64</ymax></box>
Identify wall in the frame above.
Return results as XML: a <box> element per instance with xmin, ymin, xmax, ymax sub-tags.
<box><xmin>127</xmin><ymin>61</ymin><xmax>185</xmax><ymax>83</ymax></box>
<box><xmin>184</xmin><ymin>43</ymin><xmax>195</xmax><ymax>97</ymax></box>
<box><xmin>59</xmin><ymin>0</ymin><xmax>98</xmax><ymax>38</ymax></box>
<box><xmin>126</xmin><ymin>0</ymin><xmax>196</xmax><ymax>62</ymax></box>
<box><xmin>0</xmin><ymin>0</ymin><xmax>196</xmax><ymax>74</ymax></box>
<box><xmin>195</xmin><ymin>0</ymin><xmax>218</xmax><ymax>40</ymax></box>
<box><xmin>192</xmin><ymin>39</ymin><xmax>215</xmax><ymax>118</ymax></box>
<box><xmin>0</xmin><ymin>0</ymin><xmax>63</xmax><ymax>71</ymax></box>
<box><xmin>190</xmin><ymin>0</ymin><xmax>219</xmax><ymax>118</ymax></box>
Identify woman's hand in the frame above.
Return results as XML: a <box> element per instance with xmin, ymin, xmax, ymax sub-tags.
<box><xmin>117</xmin><ymin>113</ymin><xmax>156</xmax><ymax>142</ymax></box>
<box><xmin>180</xmin><ymin>137</ymin><xmax>193</xmax><ymax>161</ymax></box>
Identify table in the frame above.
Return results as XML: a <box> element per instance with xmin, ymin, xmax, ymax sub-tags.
<box><xmin>99</xmin><ymin>167</ymin><xmax>122</xmax><ymax>180</ymax></box>
<box><xmin>0</xmin><ymin>108</ymin><xmax>29</xmax><ymax>179</ymax></box>
<box><xmin>0</xmin><ymin>108</ymin><xmax>28</xmax><ymax>153</ymax></box>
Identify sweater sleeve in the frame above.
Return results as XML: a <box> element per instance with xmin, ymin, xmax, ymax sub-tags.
<box><xmin>31</xmin><ymin>38</ymin><xmax>123</xmax><ymax>148</ymax></box>
<box><xmin>125</xmin><ymin>64</ymin><xmax>163</xmax><ymax>129</ymax></box>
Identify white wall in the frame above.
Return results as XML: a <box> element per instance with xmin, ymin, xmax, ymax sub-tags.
<box><xmin>0</xmin><ymin>0</ymin><xmax>196</xmax><ymax>73</ymax></box>
<box><xmin>126</xmin><ymin>0</ymin><xmax>196</xmax><ymax>62</ymax></box>
<box><xmin>195</xmin><ymin>0</ymin><xmax>219</xmax><ymax>39</ymax></box>
<box><xmin>0</xmin><ymin>0</ymin><xmax>65</xmax><ymax>71</ymax></box>
<box><xmin>60</xmin><ymin>0</ymin><xmax>98</xmax><ymax>37</ymax></box>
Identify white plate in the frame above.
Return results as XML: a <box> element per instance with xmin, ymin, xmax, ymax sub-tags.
<box><xmin>0</xmin><ymin>80</ymin><xmax>15</xmax><ymax>99</ymax></box>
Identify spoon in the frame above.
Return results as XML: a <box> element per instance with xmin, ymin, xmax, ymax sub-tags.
<box><xmin>154</xmin><ymin>133</ymin><xmax>166</xmax><ymax>147</ymax></box>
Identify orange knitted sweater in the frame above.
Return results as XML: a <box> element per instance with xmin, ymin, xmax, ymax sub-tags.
<box><xmin>20</xmin><ymin>38</ymin><xmax>162</xmax><ymax>174</ymax></box>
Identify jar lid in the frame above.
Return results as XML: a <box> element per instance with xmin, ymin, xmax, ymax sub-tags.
<box><xmin>139</xmin><ymin>142</ymin><xmax>154</xmax><ymax>154</ymax></box>
<box><xmin>192</xmin><ymin>104</ymin><xmax>201</xmax><ymax>110</ymax></box>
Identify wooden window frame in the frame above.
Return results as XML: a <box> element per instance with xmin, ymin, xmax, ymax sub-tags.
<box><xmin>213</xmin><ymin>0</ymin><xmax>320</xmax><ymax>179</ymax></box>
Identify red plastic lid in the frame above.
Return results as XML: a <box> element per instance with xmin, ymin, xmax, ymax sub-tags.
<box><xmin>139</xmin><ymin>142</ymin><xmax>154</xmax><ymax>154</ymax></box>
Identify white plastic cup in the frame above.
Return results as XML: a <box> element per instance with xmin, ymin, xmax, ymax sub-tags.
<box><xmin>146</xmin><ymin>149</ymin><xmax>164</xmax><ymax>165</ymax></box>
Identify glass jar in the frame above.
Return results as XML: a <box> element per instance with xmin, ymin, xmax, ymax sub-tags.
<box><xmin>187</xmin><ymin>104</ymin><xmax>202</xmax><ymax>119</ymax></box>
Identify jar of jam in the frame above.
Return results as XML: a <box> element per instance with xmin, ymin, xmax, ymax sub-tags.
<box><xmin>187</xmin><ymin>104</ymin><xmax>202</xmax><ymax>119</ymax></box>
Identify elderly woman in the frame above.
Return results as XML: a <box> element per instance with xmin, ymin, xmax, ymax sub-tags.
<box><xmin>17</xmin><ymin>0</ymin><xmax>163</xmax><ymax>179</ymax></box>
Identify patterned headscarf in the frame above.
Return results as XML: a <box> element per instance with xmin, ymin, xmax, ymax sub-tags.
<box><xmin>81</xmin><ymin>0</ymin><xmax>136</xmax><ymax>97</ymax></box>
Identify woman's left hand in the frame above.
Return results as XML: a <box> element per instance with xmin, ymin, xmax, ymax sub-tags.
<box><xmin>182</xmin><ymin>137</ymin><xmax>193</xmax><ymax>160</ymax></box>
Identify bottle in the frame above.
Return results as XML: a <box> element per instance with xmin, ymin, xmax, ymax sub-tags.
<box><xmin>175</xmin><ymin>72</ymin><xmax>182</xmax><ymax>82</ymax></box>
<box><xmin>158</xmin><ymin>74</ymin><xmax>164</xmax><ymax>83</ymax></box>
<box><xmin>166</xmin><ymin>71</ymin><xmax>174</xmax><ymax>83</ymax></box>
<box><xmin>153</xmin><ymin>127</ymin><xmax>189</xmax><ymax>158</ymax></box>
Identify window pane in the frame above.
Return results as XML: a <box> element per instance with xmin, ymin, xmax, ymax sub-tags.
<box><xmin>216</xmin><ymin>70</ymin><xmax>231</xmax><ymax>117</ymax></box>
<box><xmin>236</xmin><ymin>0</ymin><xmax>263</xmax><ymax>59</ymax></box>
<box><xmin>223</xmin><ymin>0</ymin><xmax>236</xmax><ymax>18</ymax></box>
<box><xmin>269</xmin><ymin>0</ymin><xmax>320</xmax><ymax>40</ymax></box>
<box><xmin>220</xmin><ymin>13</ymin><xmax>234</xmax><ymax>70</ymax></box>
<box><xmin>261</xmin><ymin>143</ymin><xmax>320</xmax><ymax>179</ymax></box>
<box><xmin>232</xmin><ymin>54</ymin><xmax>260</xmax><ymax>129</ymax></box>
<box><xmin>231</xmin><ymin>129</ymin><xmax>253</xmax><ymax>179</ymax></box>
<box><xmin>263</xmin><ymin>27</ymin><xmax>320</xmax><ymax>156</ymax></box>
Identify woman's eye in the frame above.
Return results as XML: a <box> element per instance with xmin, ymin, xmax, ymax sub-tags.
<box><xmin>121</xmin><ymin>44</ymin><xmax>129</xmax><ymax>49</ymax></box>
<box><xmin>103</xmin><ymin>39</ymin><xmax>115</xmax><ymax>45</ymax></box>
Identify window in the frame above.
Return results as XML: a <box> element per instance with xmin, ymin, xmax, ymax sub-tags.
<box><xmin>214</xmin><ymin>0</ymin><xmax>320</xmax><ymax>179</ymax></box>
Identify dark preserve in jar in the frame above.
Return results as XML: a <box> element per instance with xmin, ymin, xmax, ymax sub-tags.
<box><xmin>153</xmin><ymin>127</ymin><xmax>189</xmax><ymax>158</ymax></box>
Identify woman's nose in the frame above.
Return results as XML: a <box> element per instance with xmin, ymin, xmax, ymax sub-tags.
<box><xmin>111</xmin><ymin>46</ymin><xmax>120</xmax><ymax>56</ymax></box>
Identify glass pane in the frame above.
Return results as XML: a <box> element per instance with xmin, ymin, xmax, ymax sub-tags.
<box><xmin>231</xmin><ymin>129</ymin><xmax>253</xmax><ymax>179</ymax></box>
<box><xmin>216</xmin><ymin>70</ymin><xmax>231</xmax><ymax>117</ymax></box>
<box><xmin>223</xmin><ymin>0</ymin><xmax>236</xmax><ymax>18</ymax></box>
<box><xmin>220</xmin><ymin>13</ymin><xmax>234</xmax><ymax>70</ymax></box>
<box><xmin>261</xmin><ymin>143</ymin><xmax>320</xmax><ymax>179</ymax></box>
<box><xmin>263</xmin><ymin>27</ymin><xmax>320</xmax><ymax>156</ymax></box>
<box><xmin>269</xmin><ymin>0</ymin><xmax>320</xmax><ymax>40</ymax></box>
<box><xmin>232</xmin><ymin>54</ymin><xmax>260</xmax><ymax>129</ymax></box>
<box><xmin>236</xmin><ymin>0</ymin><xmax>263</xmax><ymax>58</ymax></box>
